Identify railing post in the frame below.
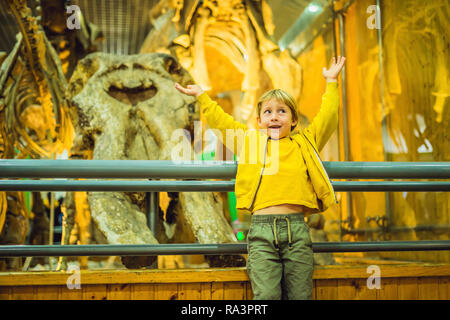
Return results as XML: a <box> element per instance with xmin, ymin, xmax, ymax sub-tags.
<box><xmin>146</xmin><ymin>188</ymin><xmax>159</xmax><ymax>237</ymax></box>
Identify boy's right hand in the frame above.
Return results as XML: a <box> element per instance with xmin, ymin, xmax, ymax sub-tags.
<box><xmin>174</xmin><ymin>83</ymin><xmax>204</xmax><ymax>98</ymax></box>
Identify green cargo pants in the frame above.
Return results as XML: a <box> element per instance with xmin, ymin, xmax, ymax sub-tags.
<box><xmin>246</xmin><ymin>213</ymin><xmax>314</xmax><ymax>300</ymax></box>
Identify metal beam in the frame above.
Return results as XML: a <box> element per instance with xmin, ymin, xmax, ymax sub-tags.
<box><xmin>0</xmin><ymin>160</ymin><xmax>236</xmax><ymax>179</ymax></box>
<box><xmin>0</xmin><ymin>180</ymin><xmax>449</xmax><ymax>192</ymax></box>
<box><xmin>0</xmin><ymin>180</ymin><xmax>236</xmax><ymax>192</ymax></box>
<box><xmin>325</xmin><ymin>161</ymin><xmax>450</xmax><ymax>179</ymax></box>
<box><xmin>1</xmin><ymin>160</ymin><xmax>449</xmax><ymax>179</ymax></box>
<box><xmin>332</xmin><ymin>181</ymin><xmax>450</xmax><ymax>192</ymax></box>
<box><xmin>1</xmin><ymin>241</ymin><xmax>449</xmax><ymax>257</ymax></box>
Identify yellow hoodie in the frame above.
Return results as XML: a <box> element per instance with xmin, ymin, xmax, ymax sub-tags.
<box><xmin>197</xmin><ymin>82</ymin><xmax>340</xmax><ymax>214</ymax></box>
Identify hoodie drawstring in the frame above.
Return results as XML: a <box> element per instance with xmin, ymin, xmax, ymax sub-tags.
<box><xmin>272</xmin><ymin>216</ymin><xmax>293</xmax><ymax>250</ymax></box>
<box><xmin>285</xmin><ymin>217</ymin><xmax>293</xmax><ymax>250</ymax></box>
<box><xmin>273</xmin><ymin>217</ymin><xmax>279</xmax><ymax>250</ymax></box>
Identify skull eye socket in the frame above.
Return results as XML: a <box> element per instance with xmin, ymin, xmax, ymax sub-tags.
<box><xmin>163</xmin><ymin>56</ymin><xmax>182</xmax><ymax>75</ymax></box>
<box><xmin>107</xmin><ymin>84</ymin><xmax>157</xmax><ymax>106</ymax></box>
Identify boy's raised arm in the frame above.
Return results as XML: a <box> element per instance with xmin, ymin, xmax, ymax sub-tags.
<box><xmin>175</xmin><ymin>83</ymin><xmax>247</xmax><ymax>132</ymax></box>
<box><xmin>306</xmin><ymin>56</ymin><xmax>346</xmax><ymax>151</ymax></box>
<box><xmin>175</xmin><ymin>83</ymin><xmax>248</xmax><ymax>155</ymax></box>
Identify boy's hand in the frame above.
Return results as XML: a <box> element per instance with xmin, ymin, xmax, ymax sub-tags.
<box><xmin>174</xmin><ymin>83</ymin><xmax>204</xmax><ymax>98</ymax></box>
<box><xmin>322</xmin><ymin>56</ymin><xmax>346</xmax><ymax>82</ymax></box>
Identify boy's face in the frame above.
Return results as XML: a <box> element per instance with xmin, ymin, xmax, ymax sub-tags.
<box><xmin>257</xmin><ymin>98</ymin><xmax>297</xmax><ymax>140</ymax></box>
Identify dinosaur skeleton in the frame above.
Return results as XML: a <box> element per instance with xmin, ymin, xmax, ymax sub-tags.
<box><xmin>0</xmin><ymin>0</ymin><xmax>93</xmax><ymax>270</ymax></box>
<box><xmin>0</xmin><ymin>0</ymin><xmax>73</xmax><ymax>159</ymax></box>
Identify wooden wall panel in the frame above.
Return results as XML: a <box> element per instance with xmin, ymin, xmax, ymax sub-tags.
<box><xmin>154</xmin><ymin>283</ymin><xmax>178</xmax><ymax>300</ymax></box>
<box><xmin>438</xmin><ymin>277</ymin><xmax>449</xmax><ymax>300</ymax></box>
<box><xmin>60</xmin><ymin>285</ymin><xmax>82</xmax><ymax>299</ymax></box>
<box><xmin>351</xmin><ymin>279</ymin><xmax>377</xmax><ymax>300</ymax></box>
<box><xmin>11</xmin><ymin>286</ymin><xmax>35</xmax><ymax>300</ymax></box>
<box><xmin>377</xmin><ymin>278</ymin><xmax>398</xmax><ymax>300</ymax></box>
<box><xmin>315</xmin><ymin>279</ymin><xmax>338</xmax><ymax>300</ymax></box>
<box><xmin>1</xmin><ymin>266</ymin><xmax>449</xmax><ymax>300</ymax></box>
<box><xmin>131</xmin><ymin>283</ymin><xmax>155</xmax><ymax>300</ymax></box>
<box><xmin>397</xmin><ymin>278</ymin><xmax>418</xmax><ymax>300</ymax></box>
<box><xmin>418</xmin><ymin>277</ymin><xmax>440</xmax><ymax>300</ymax></box>
<box><xmin>36</xmin><ymin>286</ymin><xmax>59</xmax><ymax>300</ymax></box>
<box><xmin>178</xmin><ymin>282</ymin><xmax>202</xmax><ymax>300</ymax></box>
<box><xmin>0</xmin><ymin>286</ymin><xmax>11</xmax><ymax>300</ymax></box>
<box><xmin>200</xmin><ymin>283</ymin><xmax>212</xmax><ymax>300</ymax></box>
<box><xmin>223</xmin><ymin>282</ymin><xmax>246</xmax><ymax>300</ymax></box>
<box><xmin>246</xmin><ymin>282</ymin><xmax>253</xmax><ymax>300</ymax></box>
<box><xmin>107</xmin><ymin>284</ymin><xmax>132</xmax><ymax>300</ymax></box>
<box><xmin>82</xmin><ymin>284</ymin><xmax>107</xmax><ymax>300</ymax></box>
<box><xmin>211</xmin><ymin>282</ymin><xmax>224</xmax><ymax>300</ymax></box>
<box><xmin>336</xmin><ymin>279</ymin><xmax>357</xmax><ymax>300</ymax></box>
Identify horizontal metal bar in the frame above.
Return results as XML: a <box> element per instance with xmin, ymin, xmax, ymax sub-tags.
<box><xmin>0</xmin><ymin>160</ymin><xmax>236</xmax><ymax>179</ymax></box>
<box><xmin>1</xmin><ymin>160</ymin><xmax>449</xmax><ymax>179</ymax></box>
<box><xmin>1</xmin><ymin>241</ymin><xmax>449</xmax><ymax>257</ymax></box>
<box><xmin>0</xmin><ymin>180</ymin><xmax>449</xmax><ymax>192</ymax></box>
<box><xmin>0</xmin><ymin>180</ymin><xmax>236</xmax><ymax>192</ymax></box>
<box><xmin>343</xmin><ymin>225</ymin><xmax>450</xmax><ymax>234</ymax></box>
<box><xmin>312</xmin><ymin>240</ymin><xmax>450</xmax><ymax>252</ymax></box>
<box><xmin>332</xmin><ymin>181</ymin><xmax>450</xmax><ymax>192</ymax></box>
<box><xmin>327</xmin><ymin>161</ymin><xmax>450</xmax><ymax>179</ymax></box>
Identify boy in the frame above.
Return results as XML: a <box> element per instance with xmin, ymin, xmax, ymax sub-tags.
<box><xmin>175</xmin><ymin>56</ymin><xmax>346</xmax><ymax>299</ymax></box>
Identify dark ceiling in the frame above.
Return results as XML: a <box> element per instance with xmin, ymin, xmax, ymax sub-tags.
<box><xmin>0</xmin><ymin>0</ymin><xmax>328</xmax><ymax>56</ymax></box>
<box><xmin>0</xmin><ymin>0</ymin><xmax>158</xmax><ymax>55</ymax></box>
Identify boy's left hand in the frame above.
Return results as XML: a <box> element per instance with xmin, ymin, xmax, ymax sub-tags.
<box><xmin>322</xmin><ymin>56</ymin><xmax>346</xmax><ymax>81</ymax></box>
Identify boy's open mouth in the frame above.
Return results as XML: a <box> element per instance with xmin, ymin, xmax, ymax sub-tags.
<box><xmin>269</xmin><ymin>125</ymin><xmax>281</xmax><ymax>129</ymax></box>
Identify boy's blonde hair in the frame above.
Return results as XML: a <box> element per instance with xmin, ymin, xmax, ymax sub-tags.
<box><xmin>257</xmin><ymin>89</ymin><xmax>299</xmax><ymax>131</ymax></box>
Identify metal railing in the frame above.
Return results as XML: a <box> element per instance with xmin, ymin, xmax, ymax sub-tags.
<box><xmin>1</xmin><ymin>159</ymin><xmax>449</xmax><ymax>179</ymax></box>
<box><xmin>0</xmin><ymin>160</ymin><xmax>449</xmax><ymax>257</ymax></box>
<box><xmin>1</xmin><ymin>241</ymin><xmax>450</xmax><ymax>257</ymax></box>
